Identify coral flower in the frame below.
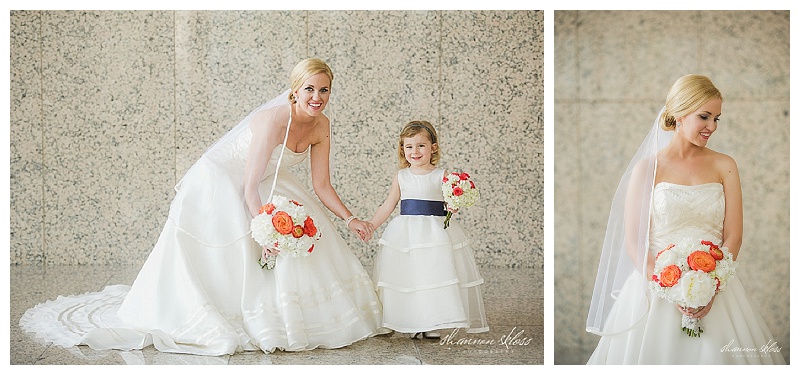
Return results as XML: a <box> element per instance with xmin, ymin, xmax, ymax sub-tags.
<box><xmin>291</xmin><ymin>225</ymin><xmax>305</xmax><ymax>238</ymax></box>
<box><xmin>303</xmin><ymin>217</ymin><xmax>317</xmax><ymax>237</ymax></box>
<box><xmin>687</xmin><ymin>251</ymin><xmax>716</xmax><ymax>273</ymax></box>
<box><xmin>259</xmin><ymin>203</ymin><xmax>275</xmax><ymax>215</ymax></box>
<box><xmin>659</xmin><ymin>265</ymin><xmax>682</xmax><ymax>287</ymax></box>
<box><xmin>271</xmin><ymin>211</ymin><xmax>294</xmax><ymax>235</ymax></box>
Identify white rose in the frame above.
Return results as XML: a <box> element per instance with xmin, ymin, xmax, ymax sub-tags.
<box><xmin>673</xmin><ymin>270</ymin><xmax>716</xmax><ymax>308</ymax></box>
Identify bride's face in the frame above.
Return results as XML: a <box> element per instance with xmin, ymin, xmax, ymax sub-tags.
<box><xmin>676</xmin><ymin>97</ymin><xmax>722</xmax><ymax>147</ymax></box>
<box><xmin>293</xmin><ymin>73</ymin><xmax>331</xmax><ymax>117</ymax></box>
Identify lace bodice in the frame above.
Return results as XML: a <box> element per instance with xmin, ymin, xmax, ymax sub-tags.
<box><xmin>206</xmin><ymin>127</ymin><xmax>309</xmax><ymax>176</ymax></box>
<box><xmin>649</xmin><ymin>182</ymin><xmax>725</xmax><ymax>254</ymax></box>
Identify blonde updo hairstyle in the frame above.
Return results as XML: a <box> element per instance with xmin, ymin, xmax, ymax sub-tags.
<box><xmin>288</xmin><ymin>58</ymin><xmax>334</xmax><ymax>104</ymax></box>
<box><xmin>397</xmin><ymin>120</ymin><xmax>440</xmax><ymax>168</ymax></box>
<box><xmin>659</xmin><ymin>74</ymin><xmax>723</xmax><ymax>131</ymax></box>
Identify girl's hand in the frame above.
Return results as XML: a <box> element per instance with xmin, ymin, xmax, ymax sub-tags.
<box><xmin>349</xmin><ymin>218</ymin><xmax>374</xmax><ymax>242</ymax></box>
<box><xmin>446</xmin><ymin>205</ymin><xmax>459</xmax><ymax>214</ymax></box>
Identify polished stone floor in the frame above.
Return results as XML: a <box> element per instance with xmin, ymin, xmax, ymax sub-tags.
<box><xmin>10</xmin><ymin>264</ymin><xmax>542</xmax><ymax>365</ymax></box>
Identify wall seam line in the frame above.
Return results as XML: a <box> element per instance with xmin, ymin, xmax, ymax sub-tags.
<box><xmin>39</xmin><ymin>11</ymin><xmax>46</xmax><ymax>265</ymax></box>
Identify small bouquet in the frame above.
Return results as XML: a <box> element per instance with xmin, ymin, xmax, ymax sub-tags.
<box><xmin>649</xmin><ymin>239</ymin><xmax>737</xmax><ymax>337</ymax></box>
<box><xmin>441</xmin><ymin>171</ymin><xmax>480</xmax><ymax>229</ymax></box>
<box><xmin>250</xmin><ymin>195</ymin><xmax>322</xmax><ymax>269</ymax></box>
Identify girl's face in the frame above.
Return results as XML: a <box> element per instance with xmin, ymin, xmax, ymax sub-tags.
<box><xmin>676</xmin><ymin>97</ymin><xmax>722</xmax><ymax>148</ymax></box>
<box><xmin>403</xmin><ymin>132</ymin><xmax>437</xmax><ymax>168</ymax></box>
<box><xmin>293</xmin><ymin>73</ymin><xmax>330</xmax><ymax>117</ymax></box>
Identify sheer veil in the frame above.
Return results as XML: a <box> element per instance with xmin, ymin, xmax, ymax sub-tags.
<box><xmin>586</xmin><ymin>106</ymin><xmax>674</xmax><ymax>336</ymax></box>
<box><xmin>201</xmin><ymin>89</ymin><xmax>291</xmax><ymax>165</ymax></box>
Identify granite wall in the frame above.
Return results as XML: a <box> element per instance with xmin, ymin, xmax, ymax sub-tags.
<box><xmin>554</xmin><ymin>11</ymin><xmax>790</xmax><ymax>364</ymax></box>
<box><xmin>10</xmin><ymin>10</ymin><xmax>543</xmax><ymax>270</ymax></box>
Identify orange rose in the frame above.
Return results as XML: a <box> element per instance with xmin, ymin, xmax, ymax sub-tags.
<box><xmin>259</xmin><ymin>203</ymin><xmax>276</xmax><ymax>215</ymax></box>
<box><xmin>271</xmin><ymin>211</ymin><xmax>294</xmax><ymax>235</ymax></box>
<box><xmin>453</xmin><ymin>186</ymin><xmax>464</xmax><ymax>196</ymax></box>
<box><xmin>303</xmin><ymin>217</ymin><xmax>317</xmax><ymax>237</ymax></box>
<box><xmin>291</xmin><ymin>225</ymin><xmax>304</xmax><ymax>238</ymax></box>
<box><xmin>659</xmin><ymin>265</ymin><xmax>682</xmax><ymax>287</ymax></box>
<box><xmin>687</xmin><ymin>251</ymin><xmax>716</xmax><ymax>273</ymax></box>
<box><xmin>708</xmin><ymin>246</ymin><xmax>724</xmax><ymax>261</ymax></box>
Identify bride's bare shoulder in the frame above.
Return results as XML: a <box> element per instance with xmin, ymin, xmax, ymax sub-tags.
<box><xmin>250</xmin><ymin>104</ymin><xmax>290</xmax><ymax>134</ymax></box>
<box><xmin>705</xmin><ymin>149</ymin><xmax>739</xmax><ymax>183</ymax></box>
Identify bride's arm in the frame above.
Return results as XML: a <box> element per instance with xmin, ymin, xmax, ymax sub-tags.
<box><xmin>243</xmin><ymin>110</ymin><xmax>284</xmax><ymax>218</ymax></box>
<box><xmin>309</xmin><ymin>121</ymin><xmax>374</xmax><ymax>241</ymax></box>
<box><xmin>624</xmin><ymin>158</ymin><xmax>656</xmax><ymax>276</ymax></box>
<box><xmin>685</xmin><ymin>154</ymin><xmax>742</xmax><ymax>319</ymax></box>
<box><xmin>719</xmin><ymin>154</ymin><xmax>743</xmax><ymax>260</ymax></box>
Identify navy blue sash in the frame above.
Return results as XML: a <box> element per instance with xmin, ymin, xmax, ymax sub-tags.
<box><xmin>400</xmin><ymin>199</ymin><xmax>446</xmax><ymax>216</ymax></box>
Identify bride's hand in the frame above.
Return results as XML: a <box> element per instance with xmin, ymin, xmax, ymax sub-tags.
<box><xmin>677</xmin><ymin>295</ymin><xmax>716</xmax><ymax>319</ymax></box>
<box><xmin>349</xmin><ymin>218</ymin><xmax>374</xmax><ymax>242</ymax></box>
<box><xmin>263</xmin><ymin>246</ymin><xmax>280</xmax><ymax>256</ymax></box>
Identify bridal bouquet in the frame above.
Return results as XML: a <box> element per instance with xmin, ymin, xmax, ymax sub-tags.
<box><xmin>649</xmin><ymin>239</ymin><xmax>737</xmax><ymax>337</ymax></box>
<box><xmin>251</xmin><ymin>195</ymin><xmax>322</xmax><ymax>270</ymax></box>
<box><xmin>441</xmin><ymin>171</ymin><xmax>480</xmax><ymax>229</ymax></box>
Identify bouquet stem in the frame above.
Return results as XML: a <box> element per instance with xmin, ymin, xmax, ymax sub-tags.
<box><xmin>681</xmin><ymin>315</ymin><xmax>704</xmax><ymax>337</ymax></box>
<box><xmin>444</xmin><ymin>212</ymin><xmax>453</xmax><ymax>229</ymax></box>
<box><xmin>259</xmin><ymin>253</ymin><xmax>277</xmax><ymax>270</ymax></box>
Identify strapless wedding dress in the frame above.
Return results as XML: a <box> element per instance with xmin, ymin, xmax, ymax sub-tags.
<box><xmin>587</xmin><ymin>182</ymin><xmax>786</xmax><ymax>364</ymax></box>
<box><xmin>20</xmin><ymin>126</ymin><xmax>387</xmax><ymax>356</ymax></box>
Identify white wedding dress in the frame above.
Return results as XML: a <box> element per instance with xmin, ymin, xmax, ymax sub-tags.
<box><xmin>373</xmin><ymin>168</ymin><xmax>488</xmax><ymax>334</ymax></box>
<box><xmin>588</xmin><ymin>182</ymin><xmax>786</xmax><ymax>364</ymax></box>
<box><xmin>20</xmin><ymin>120</ymin><xmax>387</xmax><ymax>356</ymax></box>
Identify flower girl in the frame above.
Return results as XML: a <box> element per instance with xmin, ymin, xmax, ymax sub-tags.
<box><xmin>368</xmin><ymin>120</ymin><xmax>488</xmax><ymax>339</ymax></box>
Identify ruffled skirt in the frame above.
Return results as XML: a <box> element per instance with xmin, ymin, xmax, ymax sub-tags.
<box><xmin>373</xmin><ymin>215</ymin><xmax>488</xmax><ymax>333</ymax></box>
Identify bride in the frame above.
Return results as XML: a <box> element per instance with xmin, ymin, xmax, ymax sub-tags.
<box><xmin>586</xmin><ymin>74</ymin><xmax>786</xmax><ymax>364</ymax></box>
<box><xmin>20</xmin><ymin>58</ymin><xmax>388</xmax><ymax>356</ymax></box>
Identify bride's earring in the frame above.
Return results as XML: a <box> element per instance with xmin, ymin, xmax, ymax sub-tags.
<box><xmin>676</xmin><ymin>121</ymin><xmax>681</xmax><ymax>132</ymax></box>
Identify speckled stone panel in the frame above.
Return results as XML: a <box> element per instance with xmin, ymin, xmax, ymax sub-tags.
<box><xmin>554</xmin><ymin>10</ymin><xmax>790</xmax><ymax>364</ymax></box>
<box><xmin>439</xmin><ymin>10</ymin><xmax>543</xmax><ymax>268</ymax></box>
<box><xmin>38</xmin><ymin>11</ymin><xmax>176</xmax><ymax>265</ymax></box>
<box><xmin>10</xmin><ymin>11</ymin><xmax>44</xmax><ymax>264</ymax></box>
<box><xmin>10</xmin><ymin>10</ymin><xmax>542</xmax><ymax>270</ymax></box>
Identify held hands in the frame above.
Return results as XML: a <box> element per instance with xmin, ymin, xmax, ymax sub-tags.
<box><xmin>348</xmin><ymin>218</ymin><xmax>374</xmax><ymax>242</ymax></box>
<box><xmin>677</xmin><ymin>294</ymin><xmax>716</xmax><ymax>319</ymax></box>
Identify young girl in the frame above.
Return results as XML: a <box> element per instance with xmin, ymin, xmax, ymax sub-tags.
<box><xmin>369</xmin><ymin>120</ymin><xmax>489</xmax><ymax>339</ymax></box>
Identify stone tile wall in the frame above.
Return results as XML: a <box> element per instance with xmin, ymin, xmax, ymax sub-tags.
<box><xmin>10</xmin><ymin>10</ymin><xmax>543</xmax><ymax>270</ymax></box>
